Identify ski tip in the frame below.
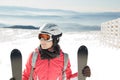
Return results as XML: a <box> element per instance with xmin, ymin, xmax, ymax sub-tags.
<box><xmin>11</xmin><ymin>49</ymin><xmax>22</xmax><ymax>57</ymax></box>
<box><xmin>78</xmin><ymin>45</ymin><xmax>88</xmax><ymax>54</ymax></box>
<box><xmin>11</xmin><ymin>49</ymin><xmax>21</xmax><ymax>54</ymax></box>
<box><xmin>80</xmin><ymin>45</ymin><xmax>87</xmax><ymax>49</ymax></box>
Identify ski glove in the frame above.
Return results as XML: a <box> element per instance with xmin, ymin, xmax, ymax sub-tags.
<box><xmin>82</xmin><ymin>66</ymin><xmax>91</xmax><ymax>77</ymax></box>
<box><xmin>10</xmin><ymin>77</ymin><xmax>15</xmax><ymax>80</ymax></box>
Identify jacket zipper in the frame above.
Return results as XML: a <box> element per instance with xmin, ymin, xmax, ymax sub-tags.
<box><xmin>47</xmin><ymin>59</ymin><xmax>50</xmax><ymax>80</ymax></box>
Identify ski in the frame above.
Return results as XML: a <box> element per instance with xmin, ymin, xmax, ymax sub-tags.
<box><xmin>77</xmin><ymin>45</ymin><xmax>88</xmax><ymax>80</ymax></box>
<box><xmin>10</xmin><ymin>49</ymin><xmax>22</xmax><ymax>80</ymax></box>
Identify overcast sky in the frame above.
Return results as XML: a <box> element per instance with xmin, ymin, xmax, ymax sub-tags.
<box><xmin>0</xmin><ymin>0</ymin><xmax>120</xmax><ymax>12</ymax></box>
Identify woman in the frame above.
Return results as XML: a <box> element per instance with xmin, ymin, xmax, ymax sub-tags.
<box><xmin>14</xmin><ymin>23</ymin><xmax>91</xmax><ymax>80</ymax></box>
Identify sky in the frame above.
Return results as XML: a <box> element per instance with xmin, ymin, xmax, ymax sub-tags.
<box><xmin>0</xmin><ymin>0</ymin><xmax>120</xmax><ymax>12</ymax></box>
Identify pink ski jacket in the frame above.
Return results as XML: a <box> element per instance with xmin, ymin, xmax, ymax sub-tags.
<box><xmin>22</xmin><ymin>48</ymin><xmax>77</xmax><ymax>80</ymax></box>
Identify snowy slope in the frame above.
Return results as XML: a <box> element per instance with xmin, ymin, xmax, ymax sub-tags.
<box><xmin>0</xmin><ymin>28</ymin><xmax>120</xmax><ymax>80</ymax></box>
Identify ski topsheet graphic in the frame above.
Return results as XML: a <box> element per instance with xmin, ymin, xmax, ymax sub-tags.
<box><xmin>77</xmin><ymin>45</ymin><xmax>88</xmax><ymax>80</ymax></box>
<box><xmin>10</xmin><ymin>49</ymin><xmax>22</xmax><ymax>80</ymax></box>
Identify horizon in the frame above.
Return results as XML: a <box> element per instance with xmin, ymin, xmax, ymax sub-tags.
<box><xmin>0</xmin><ymin>5</ymin><xmax>120</xmax><ymax>13</ymax></box>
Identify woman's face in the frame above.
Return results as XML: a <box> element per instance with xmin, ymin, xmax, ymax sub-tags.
<box><xmin>40</xmin><ymin>39</ymin><xmax>53</xmax><ymax>49</ymax></box>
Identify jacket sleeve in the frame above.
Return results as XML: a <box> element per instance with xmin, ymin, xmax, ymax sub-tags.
<box><xmin>65</xmin><ymin>59</ymin><xmax>78</xmax><ymax>80</ymax></box>
<box><xmin>22</xmin><ymin>53</ymin><xmax>32</xmax><ymax>80</ymax></box>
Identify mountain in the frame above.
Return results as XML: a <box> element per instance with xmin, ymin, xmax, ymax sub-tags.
<box><xmin>5</xmin><ymin>25</ymin><xmax>39</xmax><ymax>30</ymax></box>
<box><xmin>0</xmin><ymin>6</ymin><xmax>80</xmax><ymax>16</ymax></box>
<box><xmin>0</xmin><ymin>6</ymin><xmax>120</xmax><ymax>16</ymax></box>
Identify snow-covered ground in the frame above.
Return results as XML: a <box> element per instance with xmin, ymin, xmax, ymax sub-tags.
<box><xmin>0</xmin><ymin>28</ymin><xmax>120</xmax><ymax>80</ymax></box>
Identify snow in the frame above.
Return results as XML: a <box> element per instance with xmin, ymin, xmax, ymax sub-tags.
<box><xmin>0</xmin><ymin>28</ymin><xmax>120</xmax><ymax>80</ymax></box>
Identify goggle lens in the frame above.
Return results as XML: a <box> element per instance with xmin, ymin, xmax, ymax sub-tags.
<box><xmin>39</xmin><ymin>34</ymin><xmax>52</xmax><ymax>41</ymax></box>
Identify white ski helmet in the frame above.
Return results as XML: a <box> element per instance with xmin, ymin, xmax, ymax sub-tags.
<box><xmin>39</xmin><ymin>23</ymin><xmax>62</xmax><ymax>38</ymax></box>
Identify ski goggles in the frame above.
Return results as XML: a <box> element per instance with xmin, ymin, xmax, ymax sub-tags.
<box><xmin>38</xmin><ymin>33</ymin><xmax>53</xmax><ymax>41</ymax></box>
